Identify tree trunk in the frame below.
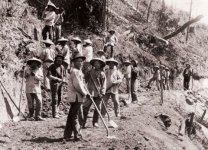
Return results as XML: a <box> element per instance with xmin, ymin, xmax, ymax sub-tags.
<box><xmin>186</xmin><ymin>0</ymin><xmax>193</xmax><ymax>42</ymax></box>
<box><xmin>163</xmin><ymin>15</ymin><xmax>203</xmax><ymax>40</ymax></box>
<box><xmin>146</xmin><ymin>0</ymin><xmax>154</xmax><ymax>22</ymax></box>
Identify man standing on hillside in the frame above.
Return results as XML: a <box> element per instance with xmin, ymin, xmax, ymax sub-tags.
<box><xmin>146</xmin><ymin>66</ymin><xmax>160</xmax><ymax>90</ymax></box>
<box><xmin>83</xmin><ymin>58</ymin><xmax>106</xmax><ymax>128</ymax></box>
<box><xmin>131</xmin><ymin>59</ymin><xmax>139</xmax><ymax>103</ymax></box>
<box><xmin>183</xmin><ymin>64</ymin><xmax>192</xmax><ymax>90</ymax></box>
<box><xmin>55</xmin><ymin>37</ymin><xmax>71</xmax><ymax>71</ymax></box>
<box><xmin>101</xmin><ymin>58</ymin><xmax>123</xmax><ymax>117</ymax></box>
<box><xmin>64</xmin><ymin>53</ymin><xmax>87</xmax><ymax>141</ymax></box>
<box><xmin>40</xmin><ymin>39</ymin><xmax>55</xmax><ymax>91</ymax></box>
<box><xmin>71</xmin><ymin>37</ymin><xmax>83</xmax><ymax>55</ymax></box>
<box><xmin>20</xmin><ymin>57</ymin><xmax>44</xmax><ymax>121</ymax></box>
<box><xmin>54</xmin><ymin>8</ymin><xmax>65</xmax><ymax>42</ymax></box>
<box><xmin>104</xmin><ymin>30</ymin><xmax>118</xmax><ymax>58</ymax></box>
<box><xmin>42</xmin><ymin>1</ymin><xmax>57</xmax><ymax>41</ymax></box>
<box><xmin>82</xmin><ymin>39</ymin><xmax>93</xmax><ymax>75</ymax></box>
<box><xmin>48</xmin><ymin>55</ymin><xmax>66</xmax><ymax>118</ymax></box>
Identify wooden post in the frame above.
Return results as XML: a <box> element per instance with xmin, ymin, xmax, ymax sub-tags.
<box><xmin>160</xmin><ymin>66</ymin><xmax>163</xmax><ymax>105</ymax></box>
<box><xmin>186</xmin><ymin>0</ymin><xmax>193</xmax><ymax>42</ymax></box>
<box><xmin>188</xmin><ymin>112</ymin><xmax>194</xmax><ymax>136</ymax></box>
<box><xmin>146</xmin><ymin>0</ymin><xmax>154</xmax><ymax>22</ymax></box>
<box><xmin>199</xmin><ymin>110</ymin><xmax>207</xmax><ymax>123</ymax></box>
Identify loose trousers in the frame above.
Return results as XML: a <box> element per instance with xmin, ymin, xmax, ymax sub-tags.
<box><xmin>101</xmin><ymin>93</ymin><xmax>120</xmax><ymax>117</ymax></box>
<box><xmin>131</xmin><ymin>79</ymin><xmax>138</xmax><ymax>102</ymax></box>
<box><xmin>64</xmin><ymin>99</ymin><xmax>83</xmax><ymax>139</ymax></box>
<box><xmin>50</xmin><ymin>82</ymin><xmax>62</xmax><ymax>107</ymax></box>
<box><xmin>184</xmin><ymin>75</ymin><xmax>190</xmax><ymax>90</ymax></box>
<box><xmin>26</xmin><ymin>93</ymin><xmax>42</xmax><ymax>118</ymax></box>
<box><xmin>42</xmin><ymin>25</ymin><xmax>53</xmax><ymax>41</ymax></box>
<box><xmin>104</xmin><ymin>45</ymin><xmax>114</xmax><ymax>58</ymax></box>
<box><xmin>83</xmin><ymin>96</ymin><xmax>101</xmax><ymax>125</ymax></box>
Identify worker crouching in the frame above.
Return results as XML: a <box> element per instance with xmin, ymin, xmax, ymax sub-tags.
<box><xmin>20</xmin><ymin>57</ymin><xmax>44</xmax><ymax>121</ymax></box>
<box><xmin>64</xmin><ymin>53</ymin><xmax>87</xmax><ymax>141</ymax></box>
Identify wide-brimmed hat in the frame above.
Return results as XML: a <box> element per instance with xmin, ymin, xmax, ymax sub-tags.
<box><xmin>84</xmin><ymin>39</ymin><xmax>92</xmax><ymax>45</ymax></box>
<box><xmin>123</xmin><ymin>60</ymin><xmax>131</xmax><ymax>65</ymax></box>
<box><xmin>27</xmin><ymin>57</ymin><xmax>42</xmax><ymax>66</ymax></box>
<box><xmin>55</xmin><ymin>54</ymin><xmax>64</xmax><ymax>60</ymax></box>
<box><xmin>47</xmin><ymin>1</ymin><xmax>57</xmax><ymax>9</ymax></box>
<box><xmin>90</xmin><ymin>58</ymin><xmax>106</xmax><ymax>68</ymax></box>
<box><xmin>160</xmin><ymin>64</ymin><xmax>165</xmax><ymax>68</ymax></box>
<box><xmin>57</xmin><ymin>37</ymin><xmax>68</xmax><ymax>42</ymax></box>
<box><xmin>71</xmin><ymin>37</ymin><xmax>82</xmax><ymax>43</ymax></box>
<box><xmin>106</xmin><ymin>58</ymin><xmax>119</xmax><ymax>66</ymax></box>
<box><xmin>153</xmin><ymin>66</ymin><xmax>159</xmax><ymax>69</ymax></box>
<box><xmin>165</xmin><ymin>67</ymin><xmax>169</xmax><ymax>70</ymax></box>
<box><xmin>108</xmin><ymin>29</ymin><xmax>116</xmax><ymax>34</ymax></box>
<box><xmin>42</xmin><ymin>39</ymin><xmax>54</xmax><ymax>45</ymax></box>
<box><xmin>71</xmin><ymin>53</ymin><xmax>86</xmax><ymax>62</ymax></box>
<box><xmin>97</xmin><ymin>49</ymin><xmax>105</xmax><ymax>55</ymax></box>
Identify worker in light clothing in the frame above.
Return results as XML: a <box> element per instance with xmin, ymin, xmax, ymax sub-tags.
<box><xmin>20</xmin><ymin>58</ymin><xmax>44</xmax><ymax>121</ymax></box>
<box><xmin>101</xmin><ymin>58</ymin><xmax>123</xmax><ymax>117</ymax></box>
<box><xmin>83</xmin><ymin>58</ymin><xmax>106</xmax><ymax>128</ymax></box>
<box><xmin>123</xmin><ymin>60</ymin><xmax>131</xmax><ymax>94</ymax></box>
<box><xmin>146</xmin><ymin>66</ymin><xmax>160</xmax><ymax>90</ymax></box>
<box><xmin>54</xmin><ymin>8</ymin><xmax>64</xmax><ymax>41</ymax></box>
<box><xmin>82</xmin><ymin>39</ymin><xmax>93</xmax><ymax>75</ymax></box>
<box><xmin>159</xmin><ymin>65</ymin><xmax>166</xmax><ymax>90</ymax></box>
<box><xmin>42</xmin><ymin>1</ymin><xmax>57</xmax><ymax>40</ymax></box>
<box><xmin>48</xmin><ymin>55</ymin><xmax>66</xmax><ymax>118</ymax></box>
<box><xmin>164</xmin><ymin>67</ymin><xmax>170</xmax><ymax>90</ymax></box>
<box><xmin>40</xmin><ymin>39</ymin><xmax>55</xmax><ymax>91</ymax></box>
<box><xmin>183</xmin><ymin>64</ymin><xmax>192</xmax><ymax>90</ymax></box>
<box><xmin>104</xmin><ymin>30</ymin><xmax>118</xmax><ymax>58</ymax></box>
<box><xmin>64</xmin><ymin>53</ymin><xmax>87</xmax><ymax>141</ymax></box>
<box><xmin>55</xmin><ymin>37</ymin><xmax>71</xmax><ymax>71</ymax></box>
<box><xmin>71</xmin><ymin>37</ymin><xmax>83</xmax><ymax>55</ymax></box>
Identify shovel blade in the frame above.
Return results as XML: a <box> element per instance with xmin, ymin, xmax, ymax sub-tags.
<box><xmin>109</xmin><ymin>120</ymin><xmax>118</xmax><ymax>128</ymax></box>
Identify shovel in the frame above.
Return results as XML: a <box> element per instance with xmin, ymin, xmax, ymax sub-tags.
<box><xmin>0</xmin><ymin>80</ymin><xmax>26</xmax><ymax>120</ymax></box>
<box><xmin>89</xmin><ymin>73</ymin><xmax>118</xmax><ymax>128</ymax></box>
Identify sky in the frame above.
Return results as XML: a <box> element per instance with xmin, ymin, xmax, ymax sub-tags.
<box><xmin>165</xmin><ymin>0</ymin><xmax>208</xmax><ymax>24</ymax></box>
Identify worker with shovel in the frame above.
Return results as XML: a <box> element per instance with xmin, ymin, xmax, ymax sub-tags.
<box><xmin>101</xmin><ymin>58</ymin><xmax>123</xmax><ymax>117</ymax></box>
<box><xmin>64</xmin><ymin>53</ymin><xmax>87</xmax><ymax>141</ymax></box>
<box><xmin>83</xmin><ymin>58</ymin><xmax>106</xmax><ymax>128</ymax></box>
<box><xmin>20</xmin><ymin>57</ymin><xmax>44</xmax><ymax>121</ymax></box>
<box><xmin>48</xmin><ymin>54</ymin><xmax>66</xmax><ymax>118</ymax></box>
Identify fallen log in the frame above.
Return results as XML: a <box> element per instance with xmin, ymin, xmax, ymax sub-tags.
<box><xmin>163</xmin><ymin>15</ymin><xmax>204</xmax><ymax>40</ymax></box>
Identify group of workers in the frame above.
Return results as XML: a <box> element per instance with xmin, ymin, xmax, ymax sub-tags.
<box><xmin>18</xmin><ymin>1</ymin><xmax>193</xmax><ymax>141</ymax></box>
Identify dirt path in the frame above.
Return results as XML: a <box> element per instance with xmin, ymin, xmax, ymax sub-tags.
<box><xmin>0</xmin><ymin>91</ymin><xmax>207</xmax><ymax>150</ymax></box>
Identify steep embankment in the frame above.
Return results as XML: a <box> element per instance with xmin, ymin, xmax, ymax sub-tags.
<box><xmin>0</xmin><ymin>0</ymin><xmax>42</xmax><ymax>123</ymax></box>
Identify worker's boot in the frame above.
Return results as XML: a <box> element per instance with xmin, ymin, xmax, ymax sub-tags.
<box><xmin>29</xmin><ymin>108</ymin><xmax>34</xmax><ymax>117</ymax></box>
<box><xmin>52</xmin><ymin>105</ymin><xmax>60</xmax><ymax>119</ymax></box>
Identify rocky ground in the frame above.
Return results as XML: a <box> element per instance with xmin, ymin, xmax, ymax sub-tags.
<box><xmin>1</xmin><ymin>87</ymin><xmax>208</xmax><ymax>150</ymax></box>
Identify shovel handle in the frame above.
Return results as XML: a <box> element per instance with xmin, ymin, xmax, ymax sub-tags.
<box><xmin>0</xmin><ymin>80</ymin><xmax>26</xmax><ymax>119</ymax></box>
<box><xmin>88</xmin><ymin>95</ymin><xmax>109</xmax><ymax>136</ymax></box>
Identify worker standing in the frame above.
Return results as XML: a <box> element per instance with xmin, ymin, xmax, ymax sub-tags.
<box><xmin>131</xmin><ymin>60</ymin><xmax>139</xmax><ymax>103</ymax></box>
<box><xmin>55</xmin><ymin>37</ymin><xmax>71</xmax><ymax>71</ymax></box>
<box><xmin>64</xmin><ymin>53</ymin><xmax>87</xmax><ymax>141</ymax></box>
<box><xmin>82</xmin><ymin>39</ymin><xmax>93</xmax><ymax>75</ymax></box>
<box><xmin>146</xmin><ymin>66</ymin><xmax>160</xmax><ymax>90</ymax></box>
<box><xmin>164</xmin><ymin>67</ymin><xmax>170</xmax><ymax>90</ymax></box>
<box><xmin>103</xmin><ymin>30</ymin><xmax>118</xmax><ymax>58</ymax></box>
<box><xmin>42</xmin><ymin>1</ymin><xmax>57</xmax><ymax>41</ymax></box>
<box><xmin>101</xmin><ymin>58</ymin><xmax>123</xmax><ymax>117</ymax></box>
<box><xmin>71</xmin><ymin>37</ymin><xmax>83</xmax><ymax>55</ymax></box>
<box><xmin>183</xmin><ymin>64</ymin><xmax>192</xmax><ymax>90</ymax></box>
<box><xmin>40</xmin><ymin>39</ymin><xmax>55</xmax><ymax>91</ymax></box>
<box><xmin>83</xmin><ymin>58</ymin><xmax>106</xmax><ymax>128</ymax></box>
<box><xmin>54</xmin><ymin>8</ymin><xmax>65</xmax><ymax>42</ymax></box>
<box><xmin>20</xmin><ymin>58</ymin><xmax>44</xmax><ymax>121</ymax></box>
<box><xmin>48</xmin><ymin>55</ymin><xmax>66</xmax><ymax>118</ymax></box>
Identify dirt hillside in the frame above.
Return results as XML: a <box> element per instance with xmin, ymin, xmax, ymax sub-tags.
<box><xmin>0</xmin><ymin>0</ymin><xmax>208</xmax><ymax>149</ymax></box>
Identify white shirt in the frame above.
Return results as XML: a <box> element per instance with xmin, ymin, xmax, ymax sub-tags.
<box><xmin>83</xmin><ymin>45</ymin><xmax>93</xmax><ymax>62</ymax></box>
<box><xmin>44</xmin><ymin>11</ymin><xmax>56</xmax><ymax>26</ymax></box>
<box><xmin>25</xmin><ymin>67</ymin><xmax>43</xmax><ymax>94</ymax></box>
